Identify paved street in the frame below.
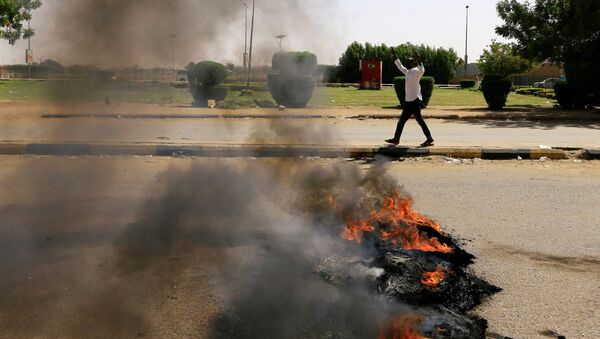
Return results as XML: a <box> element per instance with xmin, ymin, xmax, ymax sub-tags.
<box><xmin>0</xmin><ymin>156</ymin><xmax>598</xmax><ymax>338</ymax></box>
<box><xmin>1</xmin><ymin>115</ymin><xmax>599</xmax><ymax>148</ymax></box>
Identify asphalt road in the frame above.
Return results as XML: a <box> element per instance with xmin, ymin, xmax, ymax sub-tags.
<box><xmin>1</xmin><ymin>117</ymin><xmax>599</xmax><ymax>148</ymax></box>
<box><xmin>0</xmin><ymin>156</ymin><xmax>598</xmax><ymax>338</ymax></box>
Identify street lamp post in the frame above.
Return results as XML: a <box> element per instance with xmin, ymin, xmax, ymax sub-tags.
<box><xmin>245</xmin><ymin>0</ymin><xmax>255</xmax><ymax>91</ymax></box>
<box><xmin>169</xmin><ymin>33</ymin><xmax>177</xmax><ymax>81</ymax></box>
<box><xmin>275</xmin><ymin>35</ymin><xmax>287</xmax><ymax>52</ymax></box>
<box><xmin>465</xmin><ymin>5</ymin><xmax>469</xmax><ymax>74</ymax></box>
<box><xmin>170</xmin><ymin>34</ymin><xmax>177</xmax><ymax>70</ymax></box>
<box><xmin>243</xmin><ymin>3</ymin><xmax>249</xmax><ymax>72</ymax></box>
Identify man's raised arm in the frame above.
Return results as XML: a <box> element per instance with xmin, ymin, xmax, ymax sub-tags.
<box><xmin>415</xmin><ymin>52</ymin><xmax>425</xmax><ymax>75</ymax></box>
<box><xmin>391</xmin><ymin>49</ymin><xmax>408</xmax><ymax>75</ymax></box>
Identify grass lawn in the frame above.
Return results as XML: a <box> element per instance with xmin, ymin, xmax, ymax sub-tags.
<box><xmin>316</xmin><ymin>87</ymin><xmax>553</xmax><ymax>107</ymax></box>
<box><xmin>0</xmin><ymin>80</ymin><xmax>553</xmax><ymax>108</ymax></box>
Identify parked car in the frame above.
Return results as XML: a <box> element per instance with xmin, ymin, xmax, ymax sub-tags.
<box><xmin>533</xmin><ymin>78</ymin><xmax>560</xmax><ymax>89</ymax></box>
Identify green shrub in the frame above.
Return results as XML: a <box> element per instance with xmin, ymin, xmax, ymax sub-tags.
<box><xmin>187</xmin><ymin>61</ymin><xmax>228</xmax><ymax>86</ymax></box>
<box><xmin>272</xmin><ymin>52</ymin><xmax>317</xmax><ymax>77</ymax></box>
<box><xmin>554</xmin><ymin>81</ymin><xmax>588</xmax><ymax>109</ymax></box>
<box><xmin>393</xmin><ymin>76</ymin><xmax>435</xmax><ymax>108</ymax></box>
<box><xmin>460</xmin><ymin>80</ymin><xmax>476</xmax><ymax>89</ymax></box>
<box><xmin>267</xmin><ymin>74</ymin><xmax>315</xmax><ymax>108</ymax></box>
<box><xmin>515</xmin><ymin>87</ymin><xmax>544</xmax><ymax>95</ymax></box>
<box><xmin>481</xmin><ymin>74</ymin><xmax>512</xmax><ymax>110</ymax></box>
<box><xmin>187</xmin><ymin>61</ymin><xmax>229</xmax><ymax>107</ymax></box>
<box><xmin>268</xmin><ymin>51</ymin><xmax>317</xmax><ymax>108</ymax></box>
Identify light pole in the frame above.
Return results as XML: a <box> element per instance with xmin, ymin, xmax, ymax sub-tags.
<box><xmin>244</xmin><ymin>2</ymin><xmax>249</xmax><ymax>72</ymax></box>
<box><xmin>27</xmin><ymin>19</ymin><xmax>33</xmax><ymax>78</ymax></box>
<box><xmin>245</xmin><ymin>0</ymin><xmax>255</xmax><ymax>92</ymax></box>
<box><xmin>275</xmin><ymin>34</ymin><xmax>287</xmax><ymax>52</ymax></box>
<box><xmin>169</xmin><ymin>33</ymin><xmax>177</xmax><ymax>81</ymax></box>
<box><xmin>170</xmin><ymin>34</ymin><xmax>177</xmax><ymax>70</ymax></box>
<box><xmin>464</xmin><ymin>5</ymin><xmax>469</xmax><ymax>74</ymax></box>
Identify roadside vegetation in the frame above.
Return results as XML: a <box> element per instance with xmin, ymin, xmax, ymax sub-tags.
<box><xmin>0</xmin><ymin>80</ymin><xmax>553</xmax><ymax>108</ymax></box>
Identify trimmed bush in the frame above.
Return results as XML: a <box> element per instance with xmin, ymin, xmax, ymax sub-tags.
<box><xmin>481</xmin><ymin>74</ymin><xmax>512</xmax><ymax>110</ymax></box>
<box><xmin>554</xmin><ymin>81</ymin><xmax>588</xmax><ymax>109</ymax></box>
<box><xmin>515</xmin><ymin>87</ymin><xmax>544</xmax><ymax>95</ymax></box>
<box><xmin>460</xmin><ymin>80</ymin><xmax>476</xmax><ymax>89</ymax></box>
<box><xmin>393</xmin><ymin>76</ymin><xmax>435</xmax><ymax>108</ymax></box>
<box><xmin>268</xmin><ymin>51</ymin><xmax>317</xmax><ymax>108</ymax></box>
<box><xmin>272</xmin><ymin>52</ymin><xmax>317</xmax><ymax>77</ymax></box>
<box><xmin>267</xmin><ymin>74</ymin><xmax>315</xmax><ymax>108</ymax></box>
<box><xmin>187</xmin><ymin>61</ymin><xmax>229</xmax><ymax>107</ymax></box>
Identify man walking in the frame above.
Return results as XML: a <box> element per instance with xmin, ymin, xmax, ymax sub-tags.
<box><xmin>385</xmin><ymin>50</ymin><xmax>434</xmax><ymax>147</ymax></box>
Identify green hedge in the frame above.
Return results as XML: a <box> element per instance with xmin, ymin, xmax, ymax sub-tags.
<box><xmin>481</xmin><ymin>74</ymin><xmax>512</xmax><ymax>110</ymax></box>
<box><xmin>272</xmin><ymin>51</ymin><xmax>317</xmax><ymax>77</ymax></box>
<box><xmin>460</xmin><ymin>80</ymin><xmax>476</xmax><ymax>89</ymax></box>
<box><xmin>515</xmin><ymin>87</ymin><xmax>544</xmax><ymax>95</ymax></box>
<box><xmin>554</xmin><ymin>82</ymin><xmax>588</xmax><ymax>109</ymax></box>
<box><xmin>268</xmin><ymin>51</ymin><xmax>317</xmax><ymax>108</ymax></box>
<box><xmin>189</xmin><ymin>85</ymin><xmax>228</xmax><ymax>107</ymax></box>
<box><xmin>187</xmin><ymin>61</ymin><xmax>228</xmax><ymax>87</ymax></box>
<box><xmin>393</xmin><ymin>76</ymin><xmax>435</xmax><ymax>107</ymax></box>
<box><xmin>267</xmin><ymin>74</ymin><xmax>315</xmax><ymax>108</ymax></box>
<box><xmin>187</xmin><ymin>61</ymin><xmax>229</xmax><ymax>107</ymax></box>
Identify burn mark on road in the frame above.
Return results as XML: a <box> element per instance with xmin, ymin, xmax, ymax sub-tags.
<box><xmin>494</xmin><ymin>244</ymin><xmax>600</xmax><ymax>272</ymax></box>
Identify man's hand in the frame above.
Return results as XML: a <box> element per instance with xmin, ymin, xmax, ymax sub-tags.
<box><xmin>414</xmin><ymin>52</ymin><xmax>422</xmax><ymax>65</ymax></box>
<box><xmin>391</xmin><ymin>49</ymin><xmax>398</xmax><ymax>60</ymax></box>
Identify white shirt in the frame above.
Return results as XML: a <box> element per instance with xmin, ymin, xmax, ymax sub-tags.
<box><xmin>394</xmin><ymin>59</ymin><xmax>425</xmax><ymax>102</ymax></box>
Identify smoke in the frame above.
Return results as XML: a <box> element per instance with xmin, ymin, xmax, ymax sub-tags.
<box><xmin>97</xmin><ymin>119</ymin><xmax>408</xmax><ymax>336</ymax></box>
<box><xmin>33</xmin><ymin>0</ymin><xmax>343</xmax><ymax>67</ymax></box>
<box><xmin>112</xmin><ymin>155</ymin><xmax>412</xmax><ymax>338</ymax></box>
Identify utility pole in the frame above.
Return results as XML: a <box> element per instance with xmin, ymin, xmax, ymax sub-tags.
<box><xmin>245</xmin><ymin>0</ymin><xmax>255</xmax><ymax>92</ymax></box>
<box><xmin>244</xmin><ymin>2</ymin><xmax>249</xmax><ymax>73</ymax></box>
<box><xmin>465</xmin><ymin>5</ymin><xmax>469</xmax><ymax>74</ymax></box>
<box><xmin>169</xmin><ymin>33</ymin><xmax>177</xmax><ymax>81</ymax></box>
<box><xmin>170</xmin><ymin>34</ymin><xmax>177</xmax><ymax>68</ymax></box>
<box><xmin>27</xmin><ymin>19</ymin><xmax>32</xmax><ymax>78</ymax></box>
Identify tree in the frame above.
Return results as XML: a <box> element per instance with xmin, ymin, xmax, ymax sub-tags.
<box><xmin>0</xmin><ymin>0</ymin><xmax>42</xmax><ymax>44</ymax></box>
<box><xmin>337</xmin><ymin>42</ymin><xmax>365</xmax><ymax>83</ymax></box>
<box><xmin>40</xmin><ymin>59</ymin><xmax>63</xmax><ymax>72</ymax></box>
<box><xmin>477</xmin><ymin>41</ymin><xmax>531</xmax><ymax>76</ymax></box>
<box><xmin>496</xmin><ymin>0</ymin><xmax>600</xmax><ymax>101</ymax></box>
<box><xmin>337</xmin><ymin>42</ymin><xmax>458</xmax><ymax>84</ymax></box>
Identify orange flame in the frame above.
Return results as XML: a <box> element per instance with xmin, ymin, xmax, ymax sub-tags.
<box><xmin>329</xmin><ymin>190</ymin><xmax>453</xmax><ymax>253</ymax></box>
<box><xmin>340</xmin><ymin>218</ymin><xmax>376</xmax><ymax>243</ymax></box>
<box><xmin>378</xmin><ymin>314</ymin><xmax>431</xmax><ymax>339</ymax></box>
<box><xmin>421</xmin><ymin>265</ymin><xmax>449</xmax><ymax>288</ymax></box>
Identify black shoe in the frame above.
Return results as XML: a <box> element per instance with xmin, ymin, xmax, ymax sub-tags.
<box><xmin>385</xmin><ymin>139</ymin><xmax>400</xmax><ymax>145</ymax></box>
<box><xmin>420</xmin><ymin>139</ymin><xmax>434</xmax><ymax>147</ymax></box>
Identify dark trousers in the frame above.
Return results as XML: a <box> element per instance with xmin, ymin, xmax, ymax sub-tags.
<box><xmin>393</xmin><ymin>99</ymin><xmax>433</xmax><ymax>141</ymax></box>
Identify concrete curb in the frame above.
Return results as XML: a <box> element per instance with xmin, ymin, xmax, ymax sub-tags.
<box><xmin>0</xmin><ymin>142</ymin><xmax>582</xmax><ymax>160</ymax></box>
<box><xmin>587</xmin><ymin>149</ymin><xmax>600</xmax><ymax>159</ymax></box>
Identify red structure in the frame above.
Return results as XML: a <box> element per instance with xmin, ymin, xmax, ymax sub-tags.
<box><xmin>360</xmin><ymin>60</ymin><xmax>383</xmax><ymax>90</ymax></box>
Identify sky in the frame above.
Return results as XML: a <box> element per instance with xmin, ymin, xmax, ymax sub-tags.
<box><xmin>0</xmin><ymin>0</ymin><xmax>509</xmax><ymax>68</ymax></box>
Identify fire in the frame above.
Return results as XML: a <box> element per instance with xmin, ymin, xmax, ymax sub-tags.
<box><xmin>329</xmin><ymin>190</ymin><xmax>453</xmax><ymax>253</ymax></box>
<box><xmin>371</xmin><ymin>191</ymin><xmax>445</xmax><ymax>235</ymax></box>
<box><xmin>340</xmin><ymin>218</ymin><xmax>375</xmax><ymax>243</ymax></box>
<box><xmin>325</xmin><ymin>193</ymin><xmax>337</xmax><ymax>209</ymax></box>
<box><xmin>378</xmin><ymin>314</ymin><xmax>431</xmax><ymax>339</ymax></box>
<box><xmin>421</xmin><ymin>265</ymin><xmax>449</xmax><ymax>288</ymax></box>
